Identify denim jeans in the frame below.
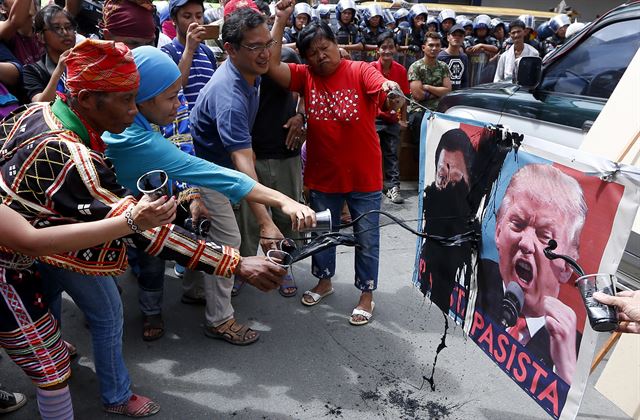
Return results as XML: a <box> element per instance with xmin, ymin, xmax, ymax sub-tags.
<box><xmin>376</xmin><ymin>120</ymin><xmax>401</xmax><ymax>190</ymax></box>
<box><xmin>309</xmin><ymin>190</ymin><xmax>381</xmax><ymax>291</ymax></box>
<box><xmin>39</xmin><ymin>263</ymin><xmax>132</xmax><ymax>406</ymax></box>
<box><xmin>134</xmin><ymin>249</ymin><xmax>166</xmax><ymax>316</ymax></box>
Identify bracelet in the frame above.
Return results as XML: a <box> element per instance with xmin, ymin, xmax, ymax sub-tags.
<box><xmin>296</xmin><ymin>112</ymin><xmax>307</xmax><ymax>126</ymax></box>
<box><xmin>124</xmin><ymin>208</ymin><xmax>143</xmax><ymax>234</ymax></box>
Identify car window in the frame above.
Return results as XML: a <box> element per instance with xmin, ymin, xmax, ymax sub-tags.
<box><xmin>539</xmin><ymin>19</ymin><xmax>640</xmax><ymax>99</ymax></box>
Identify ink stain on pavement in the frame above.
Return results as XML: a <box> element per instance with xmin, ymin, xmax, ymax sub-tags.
<box><xmin>324</xmin><ymin>401</ymin><xmax>343</xmax><ymax>417</ymax></box>
<box><xmin>359</xmin><ymin>379</ymin><xmax>456</xmax><ymax>419</ymax></box>
<box><xmin>425</xmin><ymin>313</ymin><xmax>450</xmax><ymax>391</ymax></box>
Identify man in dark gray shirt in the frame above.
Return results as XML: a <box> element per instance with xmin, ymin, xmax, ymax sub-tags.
<box><xmin>437</xmin><ymin>24</ymin><xmax>469</xmax><ymax>90</ymax></box>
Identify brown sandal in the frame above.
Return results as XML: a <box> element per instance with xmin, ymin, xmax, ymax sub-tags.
<box><xmin>204</xmin><ymin>318</ymin><xmax>259</xmax><ymax>345</ymax></box>
<box><xmin>142</xmin><ymin>314</ymin><xmax>164</xmax><ymax>342</ymax></box>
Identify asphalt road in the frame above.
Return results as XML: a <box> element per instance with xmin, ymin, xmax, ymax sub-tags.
<box><xmin>1</xmin><ymin>183</ymin><xmax>630</xmax><ymax>419</ymax></box>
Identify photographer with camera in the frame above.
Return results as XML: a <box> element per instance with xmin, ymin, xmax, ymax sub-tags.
<box><xmin>161</xmin><ymin>0</ymin><xmax>218</xmax><ymax>111</ymax></box>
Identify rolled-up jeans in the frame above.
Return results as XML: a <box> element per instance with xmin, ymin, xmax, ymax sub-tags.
<box><xmin>309</xmin><ymin>190</ymin><xmax>381</xmax><ymax>291</ymax></box>
<box><xmin>135</xmin><ymin>250</ymin><xmax>166</xmax><ymax>316</ymax></box>
<box><xmin>39</xmin><ymin>263</ymin><xmax>132</xmax><ymax>406</ymax></box>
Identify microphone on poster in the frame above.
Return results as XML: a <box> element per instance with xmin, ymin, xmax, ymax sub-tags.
<box><xmin>501</xmin><ymin>281</ymin><xmax>524</xmax><ymax>328</ymax></box>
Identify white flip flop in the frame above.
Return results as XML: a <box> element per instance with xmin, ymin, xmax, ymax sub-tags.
<box><xmin>301</xmin><ymin>288</ymin><xmax>334</xmax><ymax>306</ymax></box>
<box><xmin>349</xmin><ymin>302</ymin><xmax>375</xmax><ymax>326</ymax></box>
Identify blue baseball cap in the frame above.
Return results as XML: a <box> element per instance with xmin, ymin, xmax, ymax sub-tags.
<box><xmin>169</xmin><ymin>0</ymin><xmax>203</xmax><ymax>15</ymax></box>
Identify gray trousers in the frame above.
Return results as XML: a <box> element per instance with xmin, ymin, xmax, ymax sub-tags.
<box><xmin>235</xmin><ymin>155</ymin><xmax>302</xmax><ymax>257</ymax></box>
<box><xmin>183</xmin><ymin>187</ymin><xmax>240</xmax><ymax>327</ymax></box>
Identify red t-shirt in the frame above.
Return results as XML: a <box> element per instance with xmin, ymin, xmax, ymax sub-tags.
<box><xmin>289</xmin><ymin>60</ymin><xmax>387</xmax><ymax>193</ymax></box>
<box><xmin>371</xmin><ymin>59</ymin><xmax>410</xmax><ymax>124</ymax></box>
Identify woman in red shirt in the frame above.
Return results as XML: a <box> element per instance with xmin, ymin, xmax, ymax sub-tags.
<box><xmin>268</xmin><ymin>0</ymin><xmax>404</xmax><ymax>325</ymax></box>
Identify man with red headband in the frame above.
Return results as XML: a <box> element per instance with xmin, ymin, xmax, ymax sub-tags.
<box><xmin>0</xmin><ymin>39</ymin><xmax>287</xmax><ymax>417</ymax></box>
<box><xmin>102</xmin><ymin>0</ymin><xmax>159</xmax><ymax>49</ymax></box>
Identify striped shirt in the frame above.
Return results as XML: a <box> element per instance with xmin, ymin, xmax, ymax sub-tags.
<box><xmin>161</xmin><ymin>39</ymin><xmax>217</xmax><ymax>111</ymax></box>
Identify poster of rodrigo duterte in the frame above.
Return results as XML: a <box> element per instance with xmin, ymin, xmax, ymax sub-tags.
<box><xmin>413</xmin><ymin>112</ymin><xmax>640</xmax><ymax>419</ymax></box>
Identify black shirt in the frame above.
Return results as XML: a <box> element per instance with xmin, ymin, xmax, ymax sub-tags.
<box><xmin>0</xmin><ymin>42</ymin><xmax>23</xmax><ymax>100</ymax></box>
<box><xmin>23</xmin><ymin>56</ymin><xmax>51</xmax><ymax>101</ymax></box>
<box><xmin>251</xmin><ymin>47</ymin><xmax>301</xmax><ymax>160</ymax></box>
<box><xmin>437</xmin><ymin>50</ymin><xmax>469</xmax><ymax>90</ymax></box>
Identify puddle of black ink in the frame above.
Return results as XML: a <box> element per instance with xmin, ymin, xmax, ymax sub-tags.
<box><xmin>424</xmin><ymin>400</ymin><xmax>451</xmax><ymax>418</ymax></box>
<box><xmin>388</xmin><ymin>389</ymin><xmax>420</xmax><ymax>418</ymax></box>
<box><xmin>424</xmin><ymin>313</ymin><xmax>449</xmax><ymax>391</ymax></box>
<box><xmin>387</xmin><ymin>389</ymin><xmax>451</xmax><ymax>419</ymax></box>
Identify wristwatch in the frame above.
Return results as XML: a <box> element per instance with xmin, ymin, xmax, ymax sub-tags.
<box><xmin>296</xmin><ymin>112</ymin><xmax>307</xmax><ymax>127</ymax></box>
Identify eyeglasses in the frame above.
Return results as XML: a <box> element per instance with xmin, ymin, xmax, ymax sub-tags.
<box><xmin>45</xmin><ymin>25</ymin><xmax>76</xmax><ymax>37</ymax></box>
<box><xmin>239</xmin><ymin>40</ymin><xmax>277</xmax><ymax>54</ymax></box>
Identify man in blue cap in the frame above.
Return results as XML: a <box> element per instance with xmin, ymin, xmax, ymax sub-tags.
<box><xmin>437</xmin><ymin>24</ymin><xmax>469</xmax><ymax>90</ymax></box>
<box><xmin>161</xmin><ymin>0</ymin><xmax>217</xmax><ymax>110</ymax></box>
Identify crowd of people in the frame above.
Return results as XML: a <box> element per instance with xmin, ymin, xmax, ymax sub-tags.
<box><xmin>0</xmin><ymin>0</ymin><xmax>638</xmax><ymax>418</ymax></box>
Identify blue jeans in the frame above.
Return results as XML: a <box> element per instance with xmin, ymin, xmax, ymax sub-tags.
<box><xmin>39</xmin><ymin>263</ymin><xmax>132</xmax><ymax>406</ymax></box>
<box><xmin>309</xmin><ymin>190</ymin><xmax>381</xmax><ymax>291</ymax></box>
<box><xmin>135</xmin><ymin>249</ymin><xmax>166</xmax><ymax>316</ymax></box>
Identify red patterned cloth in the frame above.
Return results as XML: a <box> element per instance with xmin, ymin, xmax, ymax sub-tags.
<box><xmin>65</xmin><ymin>39</ymin><xmax>139</xmax><ymax>95</ymax></box>
<box><xmin>102</xmin><ymin>0</ymin><xmax>156</xmax><ymax>39</ymax></box>
<box><xmin>0</xmin><ymin>268</ymin><xmax>71</xmax><ymax>388</ymax></box>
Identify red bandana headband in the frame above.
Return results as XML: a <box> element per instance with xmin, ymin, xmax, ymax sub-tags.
<box><xmin>65</xmin><ymin>39</ymin><xmax>140</xmax><ymax>95</ymax></box>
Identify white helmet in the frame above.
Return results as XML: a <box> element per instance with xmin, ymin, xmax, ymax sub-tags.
<box><xmin>566</xmin><ymin>21</ymin><xmax>586</xmax><ymax>38</ymax></box>
<box><xmin>293</xmin><ymin>3</ymin><xmax>313</xmax><ymax>20</ymax></box>
<box><xmin>490</xmin><ymin>18</ymin><xmax>503</xmax><ymax>29</ymax></box>
<box><xmin>364</xmin><ymin>4</ymin><xmax>383</xmax><ymax>21</ymax></box>
<box><xmin>517</xmin><ymin>14</ymin><xmax>535</xmax><ymax>30</ymax></box>
<box><xmin>549</xmin><ymin>14</ymin><xmax>571</xmax><ymax>33</ymax></box>
<box><xmin>335</xmin><ymin>0</ymin><xmax>357</xmax><ymax>23</ymax></box>
<box><xmin>408</xmin><ymin>4</ymin><xmax>428</xmax><ymax>25</ymax></box>
<box><xmin>393</xmin><ymin>8</ymin><xmax>409</xmax><ymax>22</ymax></box>
<box><xmin>409</xmin><ymin>4</ymin><xmax>428</xmax><ymax>18</ymax></box>
<box><xmin>438</xmin><ymin>8</ymin><xmax>456</xmax><ymax>24</ymax></box>
<box><xmin>473</xmin><ymin>14</ymin><xmax>492</xmax><ymax>31</ymax></box>
<box><xmin>317</xmin><ymin>4</ymin><xmax>331</xmax><ymax>19</ymax></box>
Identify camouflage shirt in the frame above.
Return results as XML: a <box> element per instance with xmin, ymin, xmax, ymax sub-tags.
<box><xmin>407</xmin><ymin>59</ymin><xmax>451</xmax><ymax>112</ymax></box>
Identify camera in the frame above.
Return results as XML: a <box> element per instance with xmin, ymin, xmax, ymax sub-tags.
<box><xmin>184</xmin><ymin>218</ymin><xmax>211</xmax><ymax>238</ymax></box>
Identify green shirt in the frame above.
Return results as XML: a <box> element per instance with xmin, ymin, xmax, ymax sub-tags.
<box><xmin>407</xmin><ymin>59</ymin><xmax>451</xmax><ymax>112</ymax></box>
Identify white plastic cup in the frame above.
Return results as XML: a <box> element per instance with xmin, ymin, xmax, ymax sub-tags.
<box><xmin>266</xmin><ymin>249</ymin><xmax>293</xmax><ymax>269</ymax></box>
<box><xmin>575</xmin><ymin>273</ymin><xmax>618</xmax><ymax>332</ymax></box>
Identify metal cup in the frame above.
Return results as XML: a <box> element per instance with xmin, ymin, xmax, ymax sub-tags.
<box><xmin>299</xmin><ymin>209</ymin><xmax>332</xmax><ymax>233</ymax></box>
<box><xmin>266</xmin><ymin>249</ymin><xmax>293</xmax><ymax>269</ymax></box>
<box><xmin>575</xmin><ymin>273</ymin><xmax>618</xmax><ymax>332</ymax></box>
<box><xmin>137</xmin><ymin>170</ymin><xmax>169</xmax><ymax>200</ymax></box>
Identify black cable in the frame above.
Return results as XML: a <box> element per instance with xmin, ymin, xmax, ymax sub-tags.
<box><xmin>260</xmin><ymin>210</ymin><xmax>479</xmax><ymax>247</ymax></box>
